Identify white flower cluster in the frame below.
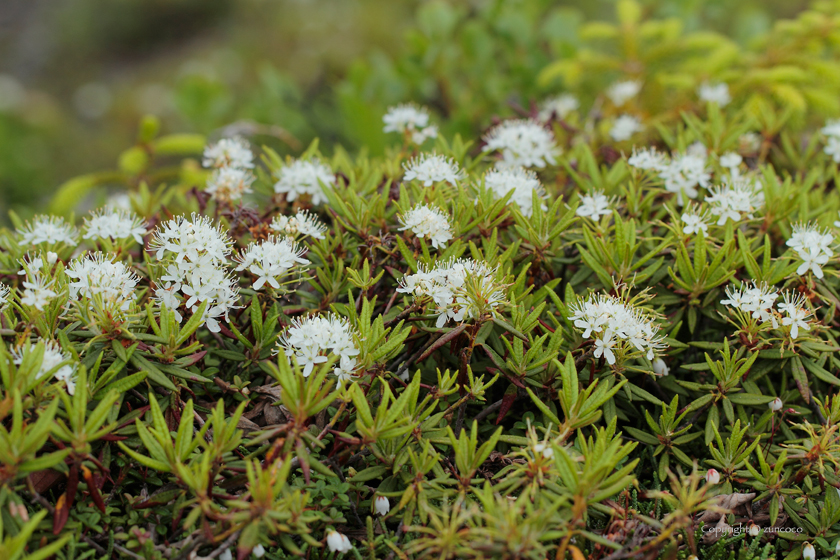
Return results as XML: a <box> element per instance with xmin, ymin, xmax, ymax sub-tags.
<box><xmin>83</xmin><ymin>208</ymin><xmax>147</xmax><ymax>244</ymax></box>
<box><xmin>19</xmin><ymin>254</ymin><xmax>59</xmax><ymax>311</ymax></box>
<box><xmin>205</xmin><ymin>166</ymin><xmax>255</xmax><ymax>204</ymax></box>
<box><xmin>721</xmin><ymin>282</ymin><xmax>812</xmax><ymax>338</ymax></box>
<box><xmin>606</xmin><ymin>80</ymin><xmax>641</xmax><ymax>106</ymax></box>
<box><xmin>403</xmin><ymin>153</ymin><xmax>465</xmax><ymax>187</ymax></box>
<box><xmin>278</xmin><ymin>314</ymin><xmax>360</xmax><ymax>383</ymax></box>
<box><xmin>610</xmin><ymin>114</ymin><xmax>643</xmax><ymax>142</ymax></box>
<box><xmin>821</xmin><ymin>119</ymin><xmax>840</xmax><ymax>163</ymax></box>
<box><xmin>202</xmin><ymin>136</ymin><xmax>255</xmax><ymax>170</ymax></box>
<box><xmin>483</xmin><ymin>166</ymin><xmax>546</xmax><ymax>217</ymax></box>
<box><xmin>398</xmin><ymin>259</ymin><xmax>506</xmax><ymax>329</ymax></box>
<box><xmin>383</xmin><ymin>103</ymin><xmax>438</xmax><ymax>144</ymax></box>
<box><xmin>786</xmin><ymin>223</ymin><xmax>834</xmax><ymax>279</ymax></box>
<box><xmin>398</xmin><ymin>204</ymin><xmax>453</xmax><ymax>249</ymax></box>
<box><xmin>705</xmin><ymin>177</ymin><xmax>765</xmax><ymax>225</ymax></box>
<box><xmin>270</xmin><ymin>210</ymin><xmax>327</xmax><ymax>240</ymax></box>
<box><xmin>66</xmin><ymin>253</ymin><xmax>139</xmax><ymax>312</ymax></box>
<box><xmin>149</xmin><ymin>214</ymin><xmax>239</xmax><ymax>332</ymax></box>
<box><xmin>568</xmin><ymin>293</ymin><xmax>666</xmax><ymax>365</ymax></box>
<box><xmin>697</xmin><ymin>82</ymin><xmax>731</xmax><ymax>106</ymax></box>
<box><xmin>628</xmin><ymin>146</ymin><xmax>710</xmax><ymax>205</ymax></box>
<box><xmin>576</xmin><ymin>190</ymin><xmax>615</xmax><ymax>220</ymax></box>
<box><xmin>17</xmin><ymin>215</ymin><xmax>79</xmax><ymax>247</ymax></box>
<box><xmin>273</xmin><ymin>158</ymin><xmax>335</xmax><ymax>205</ymax></box>
<box><xmin>13</xmin><ymin>340</ymin><xmax>77</xmax><ymax>395</ymax></box>
<box><xmin>234</xmin><ymin>236</ymin><xmax>309</xmax><ymax>291</ymax></box>
<box><xmin>483</xmin><ymin>119</ymin><xmax>558</xmax><ymax>169</ymax></box>
<box><xmin>203</xmin><ymin>137</ymin><xmax>256</xmax><ymax>205</ymax></box>
<box><xmin>538</xmin><ymin>94</ymin><xmax>579</xmax><ymax>122</ymax></box>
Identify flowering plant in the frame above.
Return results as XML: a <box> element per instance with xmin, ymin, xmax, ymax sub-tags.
<box><xmin>7</xmin><ymin>2</ymin><xmax>840</xmax><ymax>559</ymax></box>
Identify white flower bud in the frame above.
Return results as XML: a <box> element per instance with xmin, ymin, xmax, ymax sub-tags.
<box><xmin>326</xmin><ymin>530</ymin><xmax>352</xmax><ymax>554</ymax></box>
<box><xmin>802</xmin><ymin>542</ymin><xmax>815</xmax><ymax>560</ymax></box>
<box><xmin>705</xmin><ymin>468</ymin><xmax>720</xmax><ymax>485</ymax></box>
<box><xmin>769</xmin><ymin>397</ymin><xmax>783</xmax><ymax>411</ymax></box>
<box><xmin>46</xmin><ymin>252</ymin><xmax>58</xmax><ymax>264</ymax></box>
<box><xmin>253</xmin><ymin>544</ymin><xmax>265</xmax><ymax>557</ymax></box>
<box><xmin>748</xmin><ymin>524</ymin><xmax>760</xmax><ymax>537</ymax></box>
<box><xmin>835</xmin><ymin>539</ymin><xmax>840</xmax><ymax>555</ymax></box>
<box><xmin>375</xmin><ymin>496</ymin><xmax>390</xmax><ymax>516</ymax></box>
<box><xmin>653</xmin><ymin>358</ymin><xmax>669</xmax><ymax>376</ymax></box>
<box><xmin>219</xmin><ymin>549</ymin><xmax>233</xmax><ymax>560</ymax></box>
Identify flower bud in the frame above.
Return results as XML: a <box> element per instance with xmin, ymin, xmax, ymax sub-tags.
<box><xmin>253</xmin><ymin>544</ymin><xmax>265</xmax><ymax>558</ymax></box>
<box><xmin>375</xmin><ymin>496</ymin><xmax>390</xmax><ymax>516</ymax></box>
<box><xmin>802</xmin><ymin>542</ymin><xmax>815</xmax><ymax>560</ymax></box>
<box><xmin>653</xmin><ymin>358</ymin><xmax>669</xmax><ymax>376</ymax></box>
<box><xmin>769</xmin><ymin>397</ymin><xmax>783</xmax><ymax>412</ymax></box>
<box><xmin>748</xmin><ymin>524</ymin><xmax>760</xmax><ymax>537</ymax></box>
<box><xmin>46</xmin><ymin>252</ymin><xmax>58</xmax><ymax>264</ymax></box>
<box><xmin>705</xmin><ymin>468</ymin><xmax>720</xmax><ymax>485</ymax></box>
<box><xmin>220</xmin><ymin>549</ymin><xmax>232</xmax><ymax>560</ymax></box>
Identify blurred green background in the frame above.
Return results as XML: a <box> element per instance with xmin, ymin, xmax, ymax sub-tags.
<box><xmin>0</xmin><ymin>0</ymin><xmax>810</xmax><ymax>216</ymax></box>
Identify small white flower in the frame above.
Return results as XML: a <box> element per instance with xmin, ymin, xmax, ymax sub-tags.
<box><xmin>658</xmin><ymin>149</ymin><xmax>710</xmax><ymax>206</ymax></box>
<box><xmin>706</xmin><ymin>176</ymin><xmax>764</xmax><ymax>226</ymax></box>
<box><xmin>719</xmin><ymin>152</ymin><xmax>742</xmax><ymax>170</ymax></box>
<box><xmin>821</xmin><ymin>119</ymin><xmax>840</xmax><ymax>138</ymax></box>
<box><xmin>398</xmin><ymin>259</ymin><xmax>506</xmax><ymax>329</ymax></box>
<box><xmin>374</xmin><ymin>496</ymin><xmax>390</xmax><ymax>516</ymax></box>
<box><xmin>653</xmin><ymin>358</ymin><xmax>669</xmax><ymax>376</ymax></box>
<box><xmin>398</xmin><ymin>204</ymin><xmax>453</xmax><ymax>249</ymax></box>
<box><xmin>383</xmin><ymin>104</ymin><xmax>437</xmax><ymax>145</ymax></box>
<box><xmin>83</xmin><ymin>208</ymin><xmax>147</xmax><ymax>244</ymax></box>
<box><xmin>482</xmin><ymin>167</ymin><xmax>546</xmax><ymax>217</ymax></box>
<box><xmin>66</xmin><ymin>253</ymin><xmax>139</xmax><ymax>312</ymax></box>
<box><xmin>697</xmin><ymin>82</ymin><xmax>731</xmax><ymax>106</ymax></box>
<box><xmin>277</xmin><ymin>314</ymin><xmax>360</xmax><ymax>380</ymax></box>
<box><xmin>609</xmin><ymin>115</ymin><xmax>642</xmax><ymax>142</ymax></box>
<box><xmin>19</xmin><ymin>255</ymin><xmax>58</xmax><ymax>311</ymax></box>
<box><xmin>680</xmin><ymin>206</ymin><xmax>710</xmax><ymax>236</ymax></box>
<box><xmin>721</xmin><ymin>281</ymin><xmax>779</xmax><ymax>327</ymax></box>
<box><xmin>273</xmin><ymin>158</ymin><xmax>335</xmax><ymax>205</ymax></box>
<box><xmin>606</xmin><ymin>80</ymin><xmax>641</xmax><ymax>106</ymax></box>
<box><xmin>787</xmin><ymin>223</ymin><xmax>834</xmax><ymax>279</ymax></box>
<box><xmin>205</xmin><ymin>167</ymin><xmax>255</xmax><ymax>204</ymax></box>
<box><xmin>17</xmin><ymin>215</ymin><xmax>79</xmax><ymax>247</ymax></box>
<box><xmin>628</xmin><ymin>147</ymin><xmax>667</xmax><ymax>171</ymax></box>
<box><xmin>326</xmin><ymin>530</ymin><xmax>352</xmax><ymax>554</ymax></box>
<box><xmin>594</xmin><ymin>334</ymin><xmax>617</xmax><ymax>365</ymax></box>
<box><xmin>270</xmin><ymin>210</ymin><xmax>328</xmax><ymax>240</ymax></box>
<box><xmin>234</xmin><ymin>236</ymin><xmax>310</xmax><ymax>291</ymax></box>
<box><xmin>768</xmin><ymin>397</ymin><xmax>783</xmax><ymax>412</ymax></box>
<box><xmin>202</xmin><ymin>136</ymin><xmax>254</xmax><ymax>169</ymax></box>
<box><xmin>747</xmin><ymin>524</ymin><xmax>760</xmax><ymax>537</ymax></box>
<box><xmin>538</xmin><ymin>94</ymin><xmax>579</xmax><ymax>122</ymax></box>
<box><xmin>402</xmin><ymin>153</ymin><xmax>465</xmax><ymax>186</ymax></box>
<box><xmin>576</xmin><ymin>190</ymin><xmax>614</xmax><ymax>220</ymax></box>
<box><xmin>778</xmin><ymin>292</ymin><xmax>812</xmax><ymax>339</ymax></box>
<box><xmin>802</xmin><ymin>542</ymin><xmax>815</xmax><ymax>560</ymax></box>
<box><xmin>13</xmin><ymin>340</ymin><xmax>77</xmax><ymax>395</ymax></box>
<box><xmin>252</xmin><ymin>543</ymin><xmax>265</xmax><ymax>557</ymax></box>
<box><xmin>568</xmin><ymin>293</ymin><xmax>667</xmax><ymax>363</ymax></box>
<box><xmin>0</xmin><ymin>284</ymin><xmax>9</xmax><ymax>309</ymax></box>
<box><xmin>705</xmin><ymin>468</ymin><xmax>720</xmax><ymax>485</ymax></box>
<box><xmin>149</xmin><ymin>214</ymin><xmax>239</xmax><ymax>332</ymax></box>
<box><xmin>826</xmin><ymin>137</ymin><xmax>840</xmax><ymax>163</ymax></box>
<box><xmin>532</xmin><ymin>442</ymin><xmax>554</xmax><ymax>459</ymax></box>
<box><xmin>219</xmin><ymin>549</ymin><xmax>232</xmax><ymax>560</ymax></box>
<box><xmin>483</xmin><ymin>119</ymin><xmax>558</xmax><ymax>169</ymax></box>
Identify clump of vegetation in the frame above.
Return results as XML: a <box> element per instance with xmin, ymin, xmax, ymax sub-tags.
<box><xmin>6</xmin><ymin>1</ymin><xmax>840</xmax><ymax>559</ymax></box>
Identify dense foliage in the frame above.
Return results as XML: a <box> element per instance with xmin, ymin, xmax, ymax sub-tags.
<box><xmin>7</xmin><ymin>1</ymin><xmax>840</xmax><ymax>559</ymax></box>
